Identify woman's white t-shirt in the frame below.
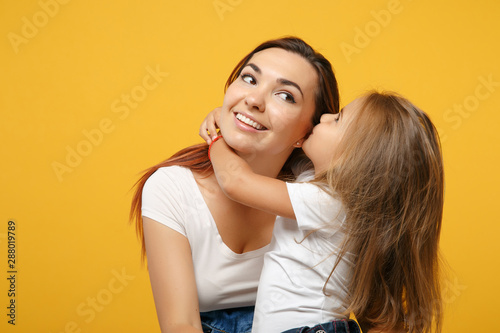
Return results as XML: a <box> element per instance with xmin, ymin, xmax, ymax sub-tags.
<box><xmin>252</xmin><ymin>180</ymin><xmax>354</xmax><ymax>333</ymax></box>
<box><xmin>142</xmin><ymin>166</ymin><xmax>269</xmax><ymax>312</ymax></box>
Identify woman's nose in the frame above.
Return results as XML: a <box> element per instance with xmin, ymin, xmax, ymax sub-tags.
<box><xmin>245</xmin><ymin>90</ymin><xmax>265</xmax><ymax>112</ymax></box>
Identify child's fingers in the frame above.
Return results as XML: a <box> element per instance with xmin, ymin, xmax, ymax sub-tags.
<box><xmin>213</xmin><ymin>107</ymin><xmax>222</xmax><ymax>124</ymax></box>
<box><xmin>199</xmin><ymin>118</ymin><xmax>212</xmax><ymax>144</ymax></box>
<box><xmin>206</xmin><ymin>115</ymin><xmax>219</xmax><ymax>140</ymax></box>
<box><xmin>199</xmin><ymin>107</ymin><xmax>223</xmax><ymax>144</ymax></box>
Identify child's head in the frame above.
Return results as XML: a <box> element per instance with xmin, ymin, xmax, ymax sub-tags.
<box><xmin>305</xmin><ymin>90</ymin><xmax>443</xmax><ymax>190</ymax></box>
<box><xmin>302</xmin><ymin>97</ymin><xmax>359</xmax><ymax>174</ymax></box>
<box><xmin>313</xmin><ymin>91</ymin><xmax>444</xmax><ymax>332</ymax></box>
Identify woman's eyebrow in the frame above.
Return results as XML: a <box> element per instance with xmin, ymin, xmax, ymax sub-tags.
<box><xmin>277</xmin><ymin>78</ymin><xmax>303</xmax><ymax>97</ymax></box>
<box><xmin>244</xmin><ymin>62</ymin><xmax>304</xmax><ymax>98</ymax></box>
<box><xmin>246</xmin><ymin>63</ymin><xmax>261</xmax><ymax>74</ymax></box>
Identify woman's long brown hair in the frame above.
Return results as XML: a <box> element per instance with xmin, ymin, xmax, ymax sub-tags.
<box><xmin>321</xmin><ymin>91</ymin><xmax>444</xmax><ymax>332</ymax></box>
<box><xmin>130</xmin><ymin>36</ymin><xmax>339</xmax><ymax>260</ymax></box>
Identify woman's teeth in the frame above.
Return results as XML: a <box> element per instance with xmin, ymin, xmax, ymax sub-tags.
<box><xmin>235</xmin><ymin>113</ymin><xmax>265</xmax><ymax>130</ymax></box>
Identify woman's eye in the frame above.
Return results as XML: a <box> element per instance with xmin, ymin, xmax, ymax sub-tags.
<box><xmin>241</xmin><ymin>74</ymin><xmax>256</xmax><ymax>85</ymax></box>
<box><xmin>277</xmin><ymin>92</ymin><xmax>296</xmax><ymax>104</ymax></box>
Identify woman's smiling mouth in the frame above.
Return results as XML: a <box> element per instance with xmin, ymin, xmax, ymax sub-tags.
<box><xmin>235</xmin><ymin>113</ymin><xmax>267</xmax><ymax>130</ymax></box>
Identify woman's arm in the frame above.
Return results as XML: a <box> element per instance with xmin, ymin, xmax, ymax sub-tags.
<box><xmin>209</xmin><ymin>138</ymin><xmax>295</xmax><ymax>219</ymax></box>
<box><xmin>143</xmin><ymin>217</ymin><xmax>203</xmax><ymax>333</ymax></box>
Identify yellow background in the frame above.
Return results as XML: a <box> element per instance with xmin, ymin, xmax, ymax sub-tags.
<box><xmin>1</xmin><ymin>0</ymin><xmax>499</xmax><ymax>332</ymax></box>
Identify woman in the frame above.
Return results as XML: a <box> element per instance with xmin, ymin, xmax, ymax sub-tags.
<box><xmin>130</xmin><ymin>37</ymin><xmax>340</xmax><ymax>333</ymax></box>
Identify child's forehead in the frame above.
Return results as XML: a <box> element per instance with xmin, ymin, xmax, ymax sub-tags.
<box><xmin>340</xmin><ymin>97</ymin><xmax>364</xmax><ymax>116</ymax></box>
<box><xmin>337</xmin><ymin>98</ymin><xmax>365</xmax><ymax>127</ymax></box>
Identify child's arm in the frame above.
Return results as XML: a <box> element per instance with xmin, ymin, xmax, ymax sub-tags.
<box><xmin>209</xmin><ymin>138</ymin><xmax>296</xmax><ymax>220</ymax></box>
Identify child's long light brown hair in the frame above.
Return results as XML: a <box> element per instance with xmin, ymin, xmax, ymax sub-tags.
<box><xmin>322</xmin><ymin>91</ymin><xmax>444</xmax><ymax>332</ymax></box>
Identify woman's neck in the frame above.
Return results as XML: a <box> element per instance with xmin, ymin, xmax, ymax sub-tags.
<box><xmin>237</xmin><ymin>148</ymin><xmax>294</xmax><ymax>179</ymax></box>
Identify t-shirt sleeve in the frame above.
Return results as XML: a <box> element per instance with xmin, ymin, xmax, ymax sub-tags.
<box><xmin>141</xmin><ymin>167</ymin><xmax>187</xmax><ymax>236</ymax></box>
<box><xmin>286</xmin><ymin>182</ymin><xmax>345</xmax><ymax>232</ymax></box>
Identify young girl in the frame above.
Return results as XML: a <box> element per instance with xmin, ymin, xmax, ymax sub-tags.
<box><xmin>203</xmin><ymin>91</ymin><xmax>444</xmax><ymax>333</ymax></box>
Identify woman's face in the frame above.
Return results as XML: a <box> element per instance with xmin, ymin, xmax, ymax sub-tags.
<box><xmin>218</xmin><ymin>48</ymin><xmax>318</xmax><ymax>161</ymax></box>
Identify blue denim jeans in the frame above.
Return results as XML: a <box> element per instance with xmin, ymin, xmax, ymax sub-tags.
<box><xmin>200</xmin><ymin>306</ymin><xmax>254</xmax><ymax>333</ymax></box>
<box><xmin>281</xmin><ymin>319</ymin><xmax>361</xmax><ymax>333</ymax></box>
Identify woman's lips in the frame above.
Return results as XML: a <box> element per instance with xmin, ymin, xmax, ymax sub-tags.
<box><xmin>234</xmin><ymin>112</ymin><xmax>267</xmax><ymax>131</ymax></box>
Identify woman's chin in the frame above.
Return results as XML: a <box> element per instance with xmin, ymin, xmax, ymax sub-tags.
<box><xmin>223</xmin><ymin>135</ymin><xmax>258</xmax><ymax>154</ymax></box>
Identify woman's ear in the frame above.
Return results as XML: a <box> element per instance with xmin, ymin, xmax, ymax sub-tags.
<box><xmin>293</xmin><ymin>138</ymin><xmax>304</xmax><ymax>148</ymax></box>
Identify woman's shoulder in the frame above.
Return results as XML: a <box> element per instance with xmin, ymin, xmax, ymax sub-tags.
<box><xmin>149</xmin><ymin>165</ymin><xmax>193</xmax><ymax>181</ymax></box>
<box><xmin>144</xmin><ymin>165</ymin><xmax>195</xmax><ymax>194</ymax></box>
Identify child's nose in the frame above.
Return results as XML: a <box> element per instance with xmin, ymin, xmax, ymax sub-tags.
<box><xmin>320</xmin><ymin>113</ymin><xmax>336</xmax><ymax>123</ymax></box>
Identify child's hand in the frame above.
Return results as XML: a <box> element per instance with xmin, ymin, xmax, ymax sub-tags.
<box><xmin>199</xmin><ymin>107</ymin><xmax>222</xmax><ymax>145</ymax></box>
